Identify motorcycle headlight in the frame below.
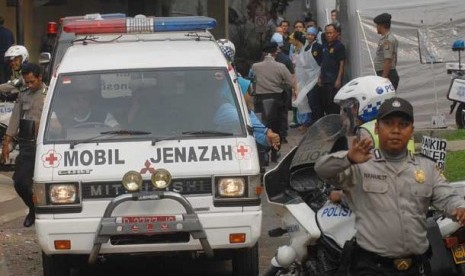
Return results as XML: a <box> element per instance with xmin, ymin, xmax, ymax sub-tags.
<box><xmin>49</xmin><ymin>184</ymin><xmax>78</xmax><ymax>204</ymax></box>
<box><xmin>151</xmin><ymin>168</ymin><xmax>172</xmax><ymax>189</ymax></box>
<box><xmin>217</xmin><ymin>177</ymin><xmax>245</xmax><ymax>197</ymax></box>
<box><xmin>122</xmin><ymin>171</ymin><xmax>143</xmax><ymax>192</ymax></box>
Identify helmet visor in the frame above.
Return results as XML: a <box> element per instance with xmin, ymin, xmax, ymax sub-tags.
<box><xmin>338</xmin><ymin>98</ymin><xmax>359</xmax><ymax>110</ymax></box>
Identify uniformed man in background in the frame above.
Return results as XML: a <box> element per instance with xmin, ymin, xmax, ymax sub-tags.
<box><xmin>1</xmin><ymin>63</ymin><xmax>46</xmax><ymax>227</ymax></box>
<box><xmin>374</xmin><ymin>13</ymin><xmax>400</xmax><ymax>89</ymax></box>
<box><xmin>315</xmin><ymin>97</ymin><xmax>465</xmax><ymax>276</ymax></box>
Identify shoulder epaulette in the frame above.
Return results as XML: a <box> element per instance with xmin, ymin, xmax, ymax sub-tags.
<box><xmin>416</xmin><ymin>152</ymin><xmax>437</xmax><ymax>163</ymax></box>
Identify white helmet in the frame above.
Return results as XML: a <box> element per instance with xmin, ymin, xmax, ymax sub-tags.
<box><xmin>334</xmin><ymin>76</ymin><xmax>396</xmax><ymax>123</ymax></box>
<box><xmin>4</xmin><ymin>45</ymin><xmax>29</xmax><ymax>64</ymax></box>
<box><xmin>217</xmin><ymin>39</ymin><xmax>236</xmax><ymax>62</ymax></box>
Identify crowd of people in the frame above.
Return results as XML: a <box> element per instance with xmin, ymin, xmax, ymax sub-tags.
<box><xmin>246</xmin><ymin>11</ymin><xmax>401</xmax><ymax>163</ymax></box>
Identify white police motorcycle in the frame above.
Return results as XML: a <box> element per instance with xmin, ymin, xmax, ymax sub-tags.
<box><xmin>0</xmin><ymin>99</ymin><xmax>18</xmax><ymax>169</ymax></box>
<box><xmin>263</xmin><ymin>114</ymin><xmax>355</xmax><ymax>275</ymax></box>
<box><xmin>263</xmin><ymin>113</ymin><xmax>465</xmax><ymax>276</ymax></box>
<box><xmin>447</xmin><ymin>39</ymin><xmax>465</xmax><ymax>128</ymax></box>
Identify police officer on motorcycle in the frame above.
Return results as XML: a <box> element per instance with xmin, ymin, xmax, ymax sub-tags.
<box><xmin>315</xmin><ymin>97</ymin><xmax>465</xmax><ymax>276</ymax></box>
<box><xmin>0</xmin><ymin>45</ymin><xmax>29</xmax><ymax>101</ymax></box>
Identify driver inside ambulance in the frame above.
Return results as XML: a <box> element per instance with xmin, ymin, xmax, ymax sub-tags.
<box><xmin>49</xmin><ymin>89</ymin><xmax>119</xmax><ymax>137</ymax></box>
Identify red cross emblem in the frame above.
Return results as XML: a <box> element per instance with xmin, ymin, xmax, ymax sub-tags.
<box><xmin>41</xmin><ymin>150</ymin><xmax>62</xmax><ymax>168</ymax></box>
<box><xmin>140</xmin><ymin>160</ymin><xmax>155</xmax><ymax>174</ymax></box>
<box><xmin>234</xmin><ymin>143</ymin><xmax>251</xmax><ymax>160</ymax></box>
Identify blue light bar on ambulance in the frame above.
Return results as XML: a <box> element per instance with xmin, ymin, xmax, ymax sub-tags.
<box><xmin>63</xmin><ymin>15</ymin><xmax>217</xmax><ymax>34</ymax></box>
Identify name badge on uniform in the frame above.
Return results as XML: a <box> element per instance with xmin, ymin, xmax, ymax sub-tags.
<box><xmin>415</xmin><ymin>169</ymin><xmax>425</xmax><ymax>184</ymax></box>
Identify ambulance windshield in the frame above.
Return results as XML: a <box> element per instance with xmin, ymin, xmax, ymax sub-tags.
<box><xmin>44</xmin><ymin>68</ymin><xmax>245</xmax><ymax>143</ymax></box>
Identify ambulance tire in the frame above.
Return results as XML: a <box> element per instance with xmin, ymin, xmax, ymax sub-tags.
<box><xmin>232</xmin><ymin>243</ymin><xmax>259</xmax><ymax>276</ymax></box>
<box><xmin>455</xmin><ymin>103</ymin><xmax>465</xmax><ymax>129</ymax></box>
<box><xmin>42</xmin><ymin>252</ymin><xmax>71</xmax><ymax>276</ymax></box>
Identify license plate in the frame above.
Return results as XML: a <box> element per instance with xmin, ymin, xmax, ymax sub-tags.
<box><xmin>451</xmin><ymin>244</ymin><xmax>465</xmax><ymax>264</ymax></box>
<box><xmin>120</xmin><ymin>215</ymin><xmax>177</xmax><ymax>224</ymax></box>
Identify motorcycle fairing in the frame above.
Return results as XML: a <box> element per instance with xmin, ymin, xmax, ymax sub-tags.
<box><xmin>317</xmin><ymin>201</ymin><xmax>356</xmax><ymax>248</ymax></box>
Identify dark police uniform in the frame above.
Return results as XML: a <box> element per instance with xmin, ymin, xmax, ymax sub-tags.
<box><xmin>315</xmin><ymin>149</ymin><xmax>465</xmax><ymax>276</ymax></box>
<box><xmin>317</xmin><ymin>39</ymin><xmax>346</xmax><ymax>119</ymax></box>
<box><xmin>6</xmin><ymin>83</ymin><xmax>46</xmax><ymax>215</ymax></box>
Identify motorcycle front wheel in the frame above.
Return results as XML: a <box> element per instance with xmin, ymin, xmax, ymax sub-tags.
<box><xmin>262</xmin><ymin>264</ymin><xmax>306</xmax><ymax>276</ymax></box>
<box><xmin>455</xmin><ymin>103</ymin><xmax>465</xmax><ymax>129</ymax></box>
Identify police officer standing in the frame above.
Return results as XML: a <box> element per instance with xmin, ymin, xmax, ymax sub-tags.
<box><xmin>315</xmin><ymin>97</ymin><xmax>465</xmax><ymax>276</ymax></box>
<box><xmin>374</xmin><ymin>13</ymin><xmax>400</xmax><ymax>89</ymax></box>
<box><xmin>251</xmin><ymin>42</ymin><xmax>293</xmax><ymax>162</ymax></box>
<box><xmin>1</xmin><ymin>63</ymin><xmax>46</xmax><ymax>227</ymax></box>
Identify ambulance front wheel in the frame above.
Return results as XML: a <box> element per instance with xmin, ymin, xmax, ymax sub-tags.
<box><xmin>232</xmin><ymin>243</ymin><xmax>259</xmax><ymax>276</ymax></box>
<box><xmin>42</xmin><ymin>252</ymin><xmax>72</xmax><ymax>276</ymax></box>
<box><xmin>455</xmin><ymin>103</ymin><xmax>465</xmax><ymax>129</ymax></box>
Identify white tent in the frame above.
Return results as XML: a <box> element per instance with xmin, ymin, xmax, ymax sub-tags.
<box><xmin>316</xmin><ymin>0</ymin><xmax>465</xmax><ymax>128</ymax></box>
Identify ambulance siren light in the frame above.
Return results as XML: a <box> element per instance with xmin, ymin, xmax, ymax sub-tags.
<box><xmin>63</xmin><ymin>15</ymin><xmax>217</xmax><ymax>35</ymax></box>
<box><xmin>60</xmin><ymin>13</ymin><xmax>126</xmax><ymax>24</ymax></box>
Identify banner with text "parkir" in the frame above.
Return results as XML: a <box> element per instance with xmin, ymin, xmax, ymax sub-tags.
<box><xmin>421</xmin><ymin>136</ymin><xmax>447</xmax><ymax>170</ymax></box>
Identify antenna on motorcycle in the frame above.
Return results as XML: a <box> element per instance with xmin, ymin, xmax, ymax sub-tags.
<box><xmin>452</xmin><ymin>39</ymin><xmax>465</xmax><ymax>73</ymax></box>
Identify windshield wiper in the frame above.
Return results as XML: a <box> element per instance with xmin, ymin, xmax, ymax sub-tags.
<box><xmin>101</xmin><ymin>130</ymin><xmax>151</xmax><ymax>135</ymax></box>
<box><xmin>70</xmin><ymin>129</ymin><xmax>151</xmax><ymax>149</ymax></box>
<box><xmin>181</xmin><ymin>130</ymin><xmax>234</xmax><ymax>136</ymax></box>
<box><xmin>151</xmin><ymin>135</ymin><xmax>185</xmax><ymax>146</ymax></box>
<box><xmin>151</xmin><ymin>131</ymin><xmax>234</xmax><ymax>146</ymax></box>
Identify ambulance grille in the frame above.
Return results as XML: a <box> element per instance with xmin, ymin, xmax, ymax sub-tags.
<box><xmin>110</xmin><ymin>232</ymin><xmax>190</xmax><ymax>245</ymax></box>
<box><xmin>81</xmin><ymin>178</ymin><xmax>212</xmax><ymax>199</ymax></box>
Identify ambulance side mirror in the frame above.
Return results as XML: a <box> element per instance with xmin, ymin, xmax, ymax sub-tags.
<box><xmin>39</xmin><ymin>52</ymin><xmax>51</xmax><ymax>65</ymax></box>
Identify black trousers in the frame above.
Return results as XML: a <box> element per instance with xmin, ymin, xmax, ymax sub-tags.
<box><xmin>312</xmin><ymin>84</ymin><xmax>341</xmax><ymax>122</ymax></box>
<box><xmin>307</xmin><ymin>85</ymin><xmax>322</xmax><ymax>123</ymax></box>
<box><xmin>350</xmin><ymin>246</ymin><xmax>432</xmax><ymax>276</ymax></box>
<box><xmin>255</xmin><ymin>93</ymin><xmax>288</xmax><ymax>139</ymax></box>
<box><xmin>377</xmin><ymin>69</ymin><xmax>400</xmax><ymax>90</ymax></box>
<box><xmin>13</xmin><ymin>144</ymin><xmax>36</xmax><ymax>211</ymax></box>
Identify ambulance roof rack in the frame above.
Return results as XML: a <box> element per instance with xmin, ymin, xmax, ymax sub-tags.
<box><xmin>63</xmin><ymin>15</ymin><xmax>217</xmax><ymax>35</ymax></box>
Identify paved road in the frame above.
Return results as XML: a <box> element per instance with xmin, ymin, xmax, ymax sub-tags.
<box><xmin>0</xmin><ymin>126</ymin><xmax>302</xmax><ymax>276</ymax></box>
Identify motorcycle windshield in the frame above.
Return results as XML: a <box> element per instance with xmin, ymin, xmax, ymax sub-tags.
<box><xmin>264</xmin><ymin>114</ymin><xmax>348</xmax><ymax>205</ymax></box>
<box><xmin>290</xmin><ymin>114</ymin><xmax>348</xmax><ymax>169</ymax></box>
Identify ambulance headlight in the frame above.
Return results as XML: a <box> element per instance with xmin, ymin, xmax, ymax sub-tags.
<box><xmin>49</xmin><ymin>184</ymin><xmax>78</xmax><ymax>204</ymax></box>
<box><xmin>122</xmin><ymin>171</ymin><xmax>143</xmax><ymax>192</ymax></box>
<box><xmin>217</xmin><ymin>177</ymin><xmax>245</xmax><ymax>197</ymax></box>
<box><xmin>151</xmin><ymin>169</ymin><xmax>172</xmax><ymax>189</ymax></box>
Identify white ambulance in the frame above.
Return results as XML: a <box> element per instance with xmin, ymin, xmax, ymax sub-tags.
<box><xmin>33</xmin><ymin>15</ymin><xmax>261</xmax><ymax>276</ymax></box>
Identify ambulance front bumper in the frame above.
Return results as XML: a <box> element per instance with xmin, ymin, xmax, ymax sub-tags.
<box><xmin>36</xmin><ymin>192</ymin><xmax>262</xmax><ymax>260</ymax></box>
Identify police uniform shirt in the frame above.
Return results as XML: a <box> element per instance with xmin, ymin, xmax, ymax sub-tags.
<box><xmin>314</xmin><ymin>150</ymin><xmax>465</xmax><ymax>258</ymax></box>
<box><xmin>374</xmin><ymin>31</ymin><xmax>398</xmax><ymax>72</ymax></box>
<box><xmin>251</xmin><ymin>55</ymin><xmax>294</xmax><ymax>95</ymax></box>
<box><xmin>6</xmin><ymin>83</ymin><xmax>46</xmax><ymax>137</ymax></box>
<box><xmin>320</xmin><ymin>40</ymin><xmax>346</xmax><ymax>85</ymax></box>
